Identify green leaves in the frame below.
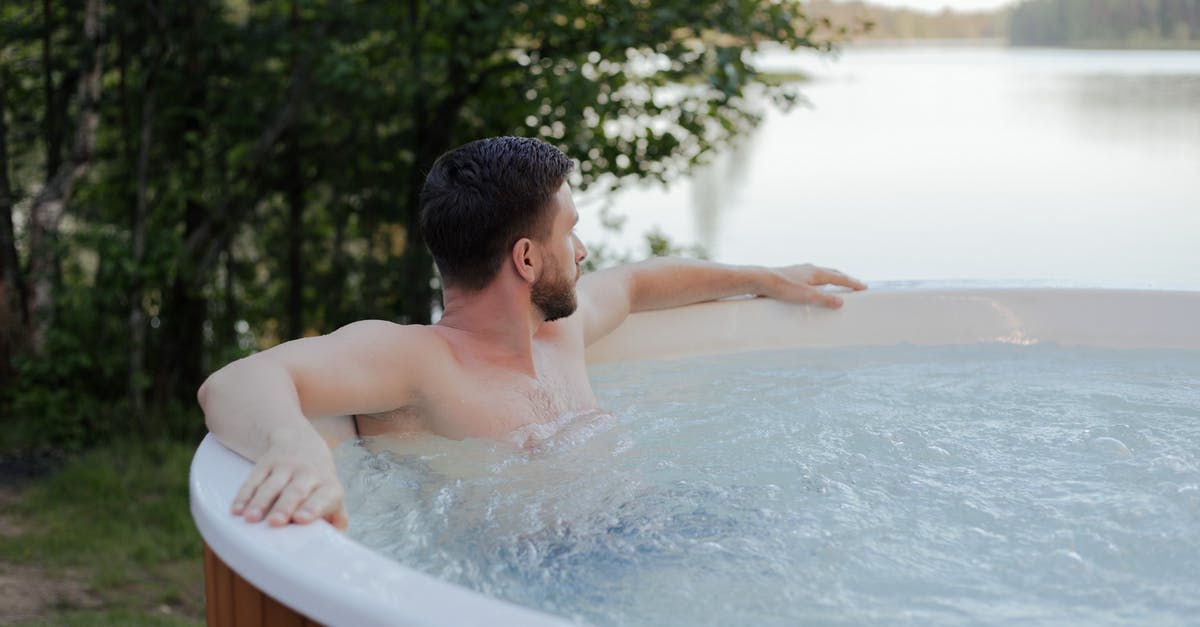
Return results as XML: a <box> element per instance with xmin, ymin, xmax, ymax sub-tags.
<box><xmin>2</xmin><ymin>0</ymin><xmax>853</xmax><ymax>448</ymax></box>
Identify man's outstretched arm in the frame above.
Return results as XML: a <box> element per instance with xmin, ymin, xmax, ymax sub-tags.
<box><xmin>576</xmin><ymin>257</ymin><xmax>867</xmax><ymax>345</ymax></box>
<box><xmin>198</xmin><ymin>320</ymin><xmax>424</xmax><ymax>528</ymax></box>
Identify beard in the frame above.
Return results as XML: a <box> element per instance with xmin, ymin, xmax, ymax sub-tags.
<box><xmin>531</xmin><ymin>258</ymin><xmax>578</xmax><ymax>322</ymax></box>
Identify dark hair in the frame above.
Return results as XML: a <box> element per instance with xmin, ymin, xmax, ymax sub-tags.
<box><xmin>419</xmin><ymin>137</ymin><xmax>575</xmax><ymax>290</ymax></box>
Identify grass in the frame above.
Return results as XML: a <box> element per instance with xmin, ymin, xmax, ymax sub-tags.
<box><xmin>12</xmin><ymin>610</ymin><xmax>201</xmax><ymax>627</ymax></box>
<box><xmin>0</xmin><ymin>439</ymin><xmax>205</xmax><ymax>625</ymax></box>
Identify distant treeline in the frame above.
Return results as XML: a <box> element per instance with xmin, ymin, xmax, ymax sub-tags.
<box><xmin>807</xmin><ymin>0</ymin><xmax>1200</xmax><ymax>49</ymax></box>
<box><xmin>806</xmin><ymin>1</ymin><xmax>1008</xmax><ymax>40</ymax></box>
<box><xmin>1010</xmin><ymin>0</ymin><xmax>1200</xmax><ymax>48</ymax></box>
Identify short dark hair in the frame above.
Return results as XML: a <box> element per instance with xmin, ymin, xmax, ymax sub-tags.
<box><xmin>419</xmin><ymin>137</ymin><xmax>575</xmax><ymax>290</ymax></box>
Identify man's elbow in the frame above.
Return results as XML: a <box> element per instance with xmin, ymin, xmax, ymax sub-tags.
<box><xmin>197</xmin><ymin>370</ymin><xmax>222</xmax><ymax>431</ymax></box>
<box><xmin>197</xmin><ymin>363</ymin><xmax>231</xmax><ymax>406</ymax></box>
<box><xmin>196</xmin><ymin>376</ymin><xmax>210</xmax><ymax>409</ymax></box>
<box><xmin>197</xmin><ymin>366</ymin><xmax>237</xmax><ymax>430</ymax></box>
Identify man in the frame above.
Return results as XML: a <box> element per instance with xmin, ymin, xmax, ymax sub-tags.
<box><xmin>198</xmin><ymin>136</ymin><xmax>866</xmax><ymax>530</ymax></box>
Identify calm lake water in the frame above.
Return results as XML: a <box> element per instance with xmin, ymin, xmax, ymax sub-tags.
<box><xmin>578</xmin><ymin>44</ymin><xmax>1200</xmax><ymax>289</ymax></box>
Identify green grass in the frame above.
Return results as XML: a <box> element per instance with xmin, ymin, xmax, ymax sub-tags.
<box><xmin>11</xmin><ymin>609</ymin><xmax>202</xmax><ymax>627</ymax></box>
<box><xmin>0</xmin><ymin>439</ymin><xmax>206</xmax><ymax>625</ymax></box>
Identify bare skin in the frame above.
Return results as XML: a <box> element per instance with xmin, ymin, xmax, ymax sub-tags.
<box><xmin>197</xmin><ymin>183</ymin><xmax>867</xmax><ymax>529</ymax></box>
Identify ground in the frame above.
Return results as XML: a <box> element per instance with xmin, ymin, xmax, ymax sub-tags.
<box><xmin>0</xmin><ymin>445</ymin><xmax>205</xmax><ymax>626</ymax></box>
<box><xmin>0</xmin><ymin>482</ymin><xmax>99</xmax><ymax>623</ymax></box>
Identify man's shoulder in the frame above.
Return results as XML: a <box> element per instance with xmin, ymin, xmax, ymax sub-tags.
<box><xmin>330</xmin><ymin>319</ymin><xmax>447</xmax><ymax>350</ymax></box>
<box><xmin>317</xmin><ymin>320</ymin><xmax>454</xmax><ymax>382</ymax></box>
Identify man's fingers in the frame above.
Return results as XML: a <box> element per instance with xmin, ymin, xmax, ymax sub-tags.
<box><xmin>327</xmin><ymin>506</ymin><xmax>350</xmax><ymax>531</ymax></box>
<box><xmin>242</xmin><ymin>467</ymin><xmax>293</xmax><ymax>522</ymax></box>
<box><xmin>835</xmin><ymin>273</ymin><xmax>868</xmax><ymax>291</ymax></box>
<box><xmin>812</xmin><ymin>267</ymin><xmax>867</xmax><ymax>291</ymax></box>
<box><xmin>230</xmin><ymin>440</ymin><xmax>344</xmax><ymax>528</ymax></box>
<box><xmin>265</xmin><ymin>473</ymin><xmax>319</xmax><ymax>526</ymax></box>
<box><xmin>232</xmin><ymin>465</ymin><xmax>271</xmax><ymax>515</ymax></box>
<box><xmin>815</xmin><ymin>289</ymin><xmax>843</xmax><ymax>309</ymax></box>
<box><xmin>293</xmin><ymin>484</ymin><xmax>346</xmax><ymax>527</ymax></box>
<box><xmin>788</xmin><ymin>285</ymin><xmax>844</xmax><ymax>309</ymax></box>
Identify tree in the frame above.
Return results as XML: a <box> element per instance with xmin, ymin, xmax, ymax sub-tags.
<box><xmin>24</xmin><ymin>0</ymin><xmax>105</xmax><ymax>355</ymax></box>
<box><xmin>345</xmin><ymin>1</ymin><xmax>855</xmax><ymax>322</ymax></box>
<box><xmin>1</xmin><ymin>0</ymin><xmax>858</xmax><ymax>446</ymax></box>
<box><xmin>1009</xmin><ymin>0</ymin><xmax>1200</xmax><ymax>47</ymax></box>
<box><xmin>0</xmin><ymin>52</ymin><xmax>25</xmax><ymax>385</ymax></box>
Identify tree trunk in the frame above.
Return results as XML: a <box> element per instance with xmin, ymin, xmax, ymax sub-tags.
<box><xmin>41</xmin><ymin>0</ymin><xmax>63</xmax><ymax>179</ymax></box>
<box><xmin>285</xmin><ymin>133</ymin><xmax>304</xmax><ymax>340</ymax></box>
<box><xmin>155</xmin><ymin>0</ymin><xmax>208</xmax><ymax>408</ymax></box>
<box><xmin>26</xmin><ymin>0</ymin><xmax>106</xmax><ymax>354</ymax></box>
<box><xmin>0</xmin><ymin>68</ymin><xmax>28</xmax><ymax>386</ymax></box>
<box><xmin>219</xmin><ymin>247</ymin><xmax>236</xmax><ymax>352</ymax></box>
<box><xmin>158</xmin><ymin>2</ymin><xmax>318</xmax><ymax>403</ymax></box>
<box><xmin>401</xmin><ymin>168</ymin><xmax>433</xmax><ymax>324</ymax></box>
<box><xmin>282</xmin><ymin>1</ymin><xmax>306</xmax><ymax>340</ymax></box>
<box><xmin>402</xmin><ymin>0</ymin><xmax>433</xmax><ymax>324</ymax></box>
<box><xmin>129</xmin><ymin>63</ymin><xmax>157</xmax><ymax>433</ymax></box>
<box><xmin>181</xmin><ymin>40</ymin><xmax>317</xmax><ymax>289</ymax></box>
<box><xmin>327</xmin><ymin>194</ymin><xmax>347</xmax><ymax>329</ymax></box>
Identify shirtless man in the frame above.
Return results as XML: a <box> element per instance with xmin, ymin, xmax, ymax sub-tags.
<box><xmin>198</xmin><ymin>136</ymin><xmax>866</xmax><ymax>530</ymax></box>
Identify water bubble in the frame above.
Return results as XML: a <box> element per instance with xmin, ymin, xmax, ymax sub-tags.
<box><xmin>1051</xmin><ymin>548</ymin><xmax>1087</xmax><ymax>569</ymax></box>
<box><xmin>924</xmin><ymin>445</ymin><xmax>952</xmax><ymax>459</ymax></box>
<box><xmin>1178</xmin><ymin>485</ymin><xmax>1200</xmax><ymax>512</ymax></box>
<box><xmin>968</xmin><ymin>526</ymin><xmax>1006</xmax><ymax>542</ymax></box>
<box><xmin>1051</xmin><ymin>528</ymin><xmax>1075</xmax><ymax>548</ymax></box>
<box><xmin>1152</xmin><ymin>455</ymin><xmax>1194</xmax><ymax>474</ymax></box>
<box><xmin>1090</xmin><ymin>436</ymin><xmax>1132</xmax><ymax>459</ymax></box>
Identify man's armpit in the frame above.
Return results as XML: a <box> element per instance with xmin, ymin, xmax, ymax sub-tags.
<box><xmin>311</xmin><ymin>415</ymin><xmax>356</xmax><ymax>449</ymax></box>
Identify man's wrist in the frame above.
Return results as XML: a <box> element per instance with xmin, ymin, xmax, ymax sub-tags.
<box><xmin>267</xmin><ymin>423</ymin><xmax>328</xmax><ymax>455</ymax></box>
<box><xmin>748</xmin><ymin>265</ymin><xmax>780</xmax><ymax>297</ymax></box>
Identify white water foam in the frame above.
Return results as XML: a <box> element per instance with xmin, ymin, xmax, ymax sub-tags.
<box><xmin>339</xmin><ymin>344</ymin><xmax>1200</xmax><ymax>626</ymax></box>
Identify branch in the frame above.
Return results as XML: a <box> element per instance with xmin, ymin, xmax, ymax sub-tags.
<box><xmin>184</xmin><ymin>16</ymin><xmax>328</xmax><ymax>288</ymax></box>
<box><xmin>28</xmin><ymin>0</ymin><xmax>104</xmax><ymax>214</ymax></box>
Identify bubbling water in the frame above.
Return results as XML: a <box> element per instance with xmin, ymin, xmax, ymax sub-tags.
<box><xmin>337</xmin><ymin>344</ymin><xmax>1200</xmax><ymax>626</ymax></box>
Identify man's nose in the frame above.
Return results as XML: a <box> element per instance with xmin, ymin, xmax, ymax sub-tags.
<box><xmin>575</xmin><ymin>236</ymin><xmax>588</xmax><ymax>262</ymax></box>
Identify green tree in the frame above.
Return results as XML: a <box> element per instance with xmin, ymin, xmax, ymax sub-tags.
<box><xmin>1</xmin><ymin>0</ymin><xmax>857</xmax><ymax>446</ymax></box>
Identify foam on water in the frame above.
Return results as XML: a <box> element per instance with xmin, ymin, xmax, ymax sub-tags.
<box><xmin>338</xmin><ymin>344</ymin><xmax>1200</xmax><ymax>626</ymax></box>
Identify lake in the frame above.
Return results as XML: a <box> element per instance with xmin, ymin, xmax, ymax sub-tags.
<box><xmin>577</xmin><ymin>44</ymin><xmax>1200</xmax><ymax>289</ymax></box>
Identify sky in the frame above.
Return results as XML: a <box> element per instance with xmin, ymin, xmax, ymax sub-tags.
<box><xmin>842</xmin><ymin>0</ymin><xmax>1017</xmax><ymax>12</ymax></box>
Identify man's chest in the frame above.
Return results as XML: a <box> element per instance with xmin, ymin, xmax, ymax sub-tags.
<box><xmin>364</xmin><ymin>351</ymin><xmax>596</xmax><ymax>439</ymax></box>
<box><xmin>440</xmin><ymin>356</ymin><xmax>596</xmax><ymax>437</ymax></box>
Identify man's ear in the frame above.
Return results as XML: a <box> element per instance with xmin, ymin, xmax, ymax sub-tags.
<box><xmin>511</xmin><ymin>238</ymin><xmax>539</xmax><ymax>285</ymax></box>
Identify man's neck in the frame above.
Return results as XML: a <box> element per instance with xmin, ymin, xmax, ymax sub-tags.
<box><xmin>435</xmin><ymin>278</ymin><xmax>543</xmax><ymax>373</ymax></box>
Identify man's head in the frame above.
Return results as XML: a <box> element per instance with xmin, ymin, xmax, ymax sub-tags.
<box><xmin>529</xmin><ymin>182</ymin><xmax>586</xmax><ymax>321</ymax></box>
<box><xmin>420</xmin><ymin>137</ymin><xmax>576</xmax><ymax>293</ymax></box>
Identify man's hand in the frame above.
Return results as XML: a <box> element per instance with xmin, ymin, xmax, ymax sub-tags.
<box><xmin>762</xmin><ymin>264</ymin><xmax>867</xmax><ymax>309</ymax></box>
<box><xmin>230</xmin><ymin>429</ymin><xmax>349</xmax><ymax>529</ymax></box>
<box><xmin>578</xmin><ymin>258</ymin><xmax>867</xmax><ymax>346</ymax></box>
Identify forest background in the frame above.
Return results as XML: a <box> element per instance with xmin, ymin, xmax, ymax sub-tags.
<box><xmin>1</xmin><ymin>0</ymin><xmax>1198</xmax><ymax>624</ymax></box>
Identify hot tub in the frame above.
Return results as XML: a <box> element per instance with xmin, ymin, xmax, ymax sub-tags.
<box><xmin>190</xmin><ymin>286</ymin><xmax>1200</xmax><ymax>626</ymax></box>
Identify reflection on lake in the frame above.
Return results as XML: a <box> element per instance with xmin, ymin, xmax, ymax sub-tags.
<box><xmin>578</xmin><ymin>45</ymin><xmax>1200</xmax><ymax>288</ymax></box>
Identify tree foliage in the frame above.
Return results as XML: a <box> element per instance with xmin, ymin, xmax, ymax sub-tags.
<box><xmin>0</xmin><ymin>0</ymin><xmax>854</xmax><ymax>447</ymax></box>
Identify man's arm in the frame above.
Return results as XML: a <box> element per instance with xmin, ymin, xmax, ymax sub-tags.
<box><xmin>577</xmin><ymin>257</ymin><xmax>866</xmax><ymax>345</ymax></box>
<box><xmin>198</xmin><ymin>320</ymin><xmax>429</xmax><ymax>528</ymax></box>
